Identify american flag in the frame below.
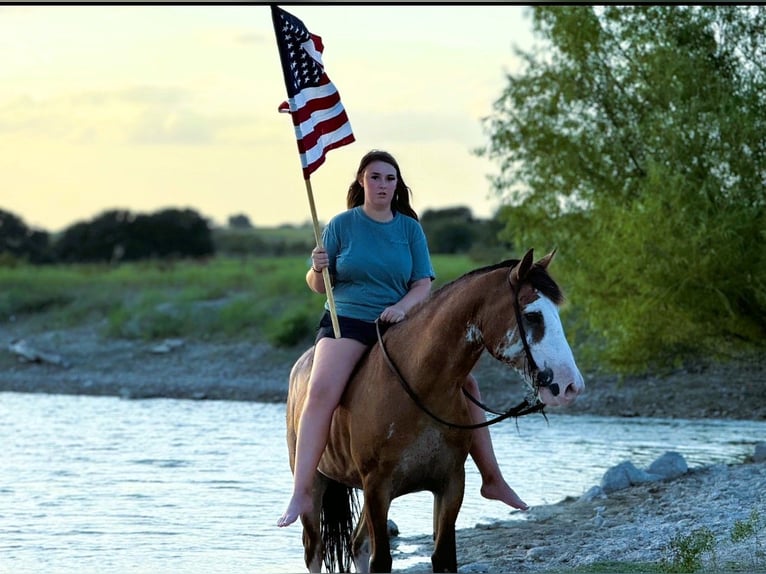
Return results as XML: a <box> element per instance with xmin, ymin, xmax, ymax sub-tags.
<box><xmin>271</xmin><ymin>6</ymin><xmax>355</xmax><ymax>178</ymax></box>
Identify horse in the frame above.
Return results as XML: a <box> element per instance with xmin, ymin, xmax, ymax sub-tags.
<box><xmin>284</xmin><ymin>249</ymin><xmax>585</xmax><ymax>572</ymax></box>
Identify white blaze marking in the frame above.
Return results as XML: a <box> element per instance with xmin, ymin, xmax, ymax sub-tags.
<box><xmin>525</xmin><ymin>296</ymin><xmax>579</xmax><ymax>372</ymax></box>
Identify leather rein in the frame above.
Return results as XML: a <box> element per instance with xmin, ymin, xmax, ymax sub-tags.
<box><xmin>374</xmin><ymin>273</ymin><xmax>547</xmax><ymax>430</ymax></box>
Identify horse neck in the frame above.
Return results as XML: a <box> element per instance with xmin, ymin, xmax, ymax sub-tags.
<box><xmin>386</xmin><ymin>270</ymin><xmax>504</xmax><ymax>383</ymax></box>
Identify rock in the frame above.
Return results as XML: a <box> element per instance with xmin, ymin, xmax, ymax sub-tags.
<box><xmin>591</xmin><ymin>506</ymin><xmax>607</xmax><ymax>528</ymax></box>
<box><xmin>149</xmin><ymin>338</ymin><xmax>185</xmax><ymax>354</ymax></box>
<box><xmin>753</xmin><ymin>442</ymin><xmax>766</xmax><ymax>463</ymax></box>
<box><xmin>525</xmin><ymin>546</ymin><xmax>556</xmax><ymax>561</ymax></box>
<box><xmin>8</xmin><ymin>339</ymin><xmax>71</xmax><ymax>368</ymax></box>
<box><xmin>387</xmin><ymin>519</ymin><xmax>399</xmax><ymax>538</ymax></box>
<box><xmin>580</xmin><ymin>485</ymin><xmax>607</xmax><ymax>502</ymax></box>
<box><xmin>601</xmin><ymin>462</ymin><xmax>632</xmax><ymax>493</ymax></box>
<box><xmin>461</xmin><ymin>562</ymin><xmax>493</xmax><ymax>573</ymax></box>
<box><xmin>601</xmin><ymin>461</ymin><xmax>659</xmax><ymax>493</ymax></box>
<box><xmin>647</xmin><ymin>451</ymin><xmax>688</xmax><ymax>480</ymax></box>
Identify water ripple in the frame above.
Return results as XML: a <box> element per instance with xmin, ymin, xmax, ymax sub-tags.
<box><xmin>2</xmin><ymin>391</ymin><xmax>764</xmax><ymax>573</ymax></box>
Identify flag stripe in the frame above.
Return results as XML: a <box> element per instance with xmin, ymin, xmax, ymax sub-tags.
<box><xmin>284</xmin><ymin>82</ymin><xmax>342</xmax><ymax>125</ymax></box>
<box><xmin>295</xmin><ymin>112</ymin><xmax>353</xmax><ymax>155</ymax></box>
<box><xmin>271</xmin><ymin>5</ymin><xmax>354</xmax><ymax>179</ymax></box>
<box><xmin>290</xmin><ymin>98</ymin><xmax>350</xmax><ymax>147</ymax></box>
<box><xmin>298</xmin><ymin>122</ymin><xmax>355</xmax><ymax>169</ymax></box>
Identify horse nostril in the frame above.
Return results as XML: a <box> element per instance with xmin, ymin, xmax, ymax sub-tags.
<box><xmin>548</xmin><ymin>383</ymin><xmax>560</xmax><ymax>396</ymax></box>
<box><xmin>564</xmin><ymin>382</ymin><xmax>580</xmax><ymax>398</ymax></box>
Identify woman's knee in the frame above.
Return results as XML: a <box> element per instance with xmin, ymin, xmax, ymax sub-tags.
<box><xmin>305</xmin><ymin>373</ymin><xmax>345</xmax><ymax>408</ymax></box>
<box><xmin>464</xmin><ymin>373</ymin><xmax>480</xmax><ymax>395</ymax></box>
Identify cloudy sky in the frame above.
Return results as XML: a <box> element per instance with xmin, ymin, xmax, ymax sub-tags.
<box><xmin>1</xmin><ymin>5</ymin><xmax>536</xmax><ymax>232</ymax></box>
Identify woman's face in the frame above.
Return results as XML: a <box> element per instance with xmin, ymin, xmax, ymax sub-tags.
<box><xmin>359</xmin><ymin>160</ymin><xmax>397</xmax><ymax>210</ymax></box>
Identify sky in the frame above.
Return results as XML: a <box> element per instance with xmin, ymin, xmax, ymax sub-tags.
<box><xmin>1</xmin><ymin>4</ymin><xmax>537</xmax><ymax>233</ymax></box>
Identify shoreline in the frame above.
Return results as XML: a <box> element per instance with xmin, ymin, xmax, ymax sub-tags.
<box><xmin>395</xmin><ymin>456</ymin><xmax>766</xmax><ymax>573</ymax></box>
<box><xmin>2</xmin><ymin>321</ymin><xmax>765</xmax><ymax>421</ymax></box>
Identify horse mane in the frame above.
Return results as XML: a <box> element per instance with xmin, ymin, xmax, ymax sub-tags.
<box><xmin>424</xmin><ymin>258</ymin><xmax>564</xmax><ymax>310</ymax></box>
<box><xmin>377</xmin><ymin>257</ymin><xmax>563</xmax><ymax>342</ymax></box>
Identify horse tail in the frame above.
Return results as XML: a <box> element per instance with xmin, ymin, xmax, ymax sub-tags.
<box><xmin>320</xmin><ymin>479</ymin><xmax>360</xmax><ymax>573</ymax></box>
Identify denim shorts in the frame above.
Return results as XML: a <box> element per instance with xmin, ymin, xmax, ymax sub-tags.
<box><xmin>315</xmin><ymin>310</ymin><xmax>389</xmax><ymax>346</ymax></box>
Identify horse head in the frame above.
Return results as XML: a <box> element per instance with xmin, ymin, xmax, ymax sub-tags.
<box><xmin>490</xmin><ymin>248</ymin><xmax>584</xmax><ymax>407</ymax></box>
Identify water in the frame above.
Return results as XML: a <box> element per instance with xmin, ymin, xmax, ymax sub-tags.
<box><xmin>2</xmin><ymin>392</ymin><xmax>763</xmax><ymax>573</ymax></box>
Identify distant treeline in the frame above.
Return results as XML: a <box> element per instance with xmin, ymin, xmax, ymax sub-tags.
<box><xmin>0</xmin><ymin>206</ymin><xmax>510</xmax><ymax>265</ymax></box>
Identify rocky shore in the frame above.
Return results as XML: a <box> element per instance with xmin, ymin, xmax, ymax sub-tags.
<box><xmin>397</xmin><ymin>452</ymin><xmax>766</xmax><ymax>573</ymax></box>
<box><xmin>2</xmin><ymin>319</ymin><xmax>765</xmax><ymax>421</ymax></box>
<box><xmin>2</xmin><ymin>318</ymin><xmax>765</xmax><ymax>572</ymax></box>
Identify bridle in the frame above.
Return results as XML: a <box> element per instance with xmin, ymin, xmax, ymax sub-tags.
<box><xmin>374</xmin><ymin>269</ymin><xmax>552</xmax><ymax>430</ymax></box>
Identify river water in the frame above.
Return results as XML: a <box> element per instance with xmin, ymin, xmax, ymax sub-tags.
<box><xmin>2</xmin><ymin>392</ymin><xmax>764</xmax><ymax>573</ymax></box>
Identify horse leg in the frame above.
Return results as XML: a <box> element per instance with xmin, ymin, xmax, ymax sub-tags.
<box><xmin>352</xmin><ymin>516</ymin><xmax>371</xmax><ymax>573</ymax></box>
<box><xmin>301</xmin><ymin>473</ymin><xmax>328</xmax><ymax>572</ymax></box>
<box><xmin>361</xmin><ymin>483</ymin><xmax>394</xmax><ymax>573</ymax></box>
<box><xmin>431</xmin><ymin>467</ymin><xmax>465</xmax><ymax>573</ymax></box>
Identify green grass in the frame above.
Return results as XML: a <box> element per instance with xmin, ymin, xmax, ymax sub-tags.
<box><xmin>0</xmin><ymin>255</ymin><xmax>485</xmax><ymax>347</ymax></box>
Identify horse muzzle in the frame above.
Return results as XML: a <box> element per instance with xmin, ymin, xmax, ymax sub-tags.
<box><xmin>536</xmin><ymin>368</ymin><xmax>584</xmax><ymax>407</ymax></box>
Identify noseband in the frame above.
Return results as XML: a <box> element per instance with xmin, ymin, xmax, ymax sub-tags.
<box><xmin>374</xmin><ymin>271</ymin><xmax>549</xmax><ymax>430</ymax></box>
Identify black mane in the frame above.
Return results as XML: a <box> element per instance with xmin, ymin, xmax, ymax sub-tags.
<box><xmin>431</xmin><ymin>258</ymin><xmax>564</xmax><ymax>305</ymax></box>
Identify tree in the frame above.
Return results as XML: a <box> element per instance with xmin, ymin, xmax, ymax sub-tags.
<box><xmin>54</xmin><ymin>209</ymin><xmax>133</xmax><ymax>263</ymax></box>
<box><xmin>479</xmin><ymin>6</ymin><xmax>766</xmax><ymax>371</ymax></box>
<box><xmin>228</xmin><ymin>213</ymin><xmax>253</xmax><ymax>229</ymax></box>
<box><xmin>54</xmin><ymin>208</ymin><xmax>214</xmax><ymax>263</ymax></box>
<box><xmin>0</xmin><ymin>209</ymin><xmax>50</xmax><ymax>264</ymax></box>
<box><xmin>421</xmin><ymin>207</ymin><xmax>477</xmax><ymax>254</ymax></box>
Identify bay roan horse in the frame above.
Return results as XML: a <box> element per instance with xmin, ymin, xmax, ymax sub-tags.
<box><xmin>285</xmin><ymin>249</ymin><xmax>585</xmax><ymax>572</ymax></box>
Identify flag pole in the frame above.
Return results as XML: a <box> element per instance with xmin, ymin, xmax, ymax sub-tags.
<box><xmin>304</xmin><ymin>177</ymin><xmax>341</xmax><ymax>338</ymax></box>
<box><xmin>271</xmin><ymin>5</ymin><xmax>351</xmax><ymax>339</ymax></box>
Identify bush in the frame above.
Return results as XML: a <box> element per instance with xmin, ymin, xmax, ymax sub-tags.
<box><xmin>53</xmin><ymin>208</ymin><xmax>214</xmax><ymax>263</ymax></box>
<box><xmin>0</xmin><ymin>209</ymin><xmax>51</xmax><ymax>263</ymax></box>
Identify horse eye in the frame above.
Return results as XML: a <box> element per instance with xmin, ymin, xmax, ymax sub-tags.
<box><xmin>523</xmin><ymin>311</ymin><xmax>543</xmax><ymax>326</ymax></box>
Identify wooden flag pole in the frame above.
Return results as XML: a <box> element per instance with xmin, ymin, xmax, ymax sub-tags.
<box><xmin>304</xmin><ymin>178</ymin><xmax>341</xmax><ymax>338</ymax></box>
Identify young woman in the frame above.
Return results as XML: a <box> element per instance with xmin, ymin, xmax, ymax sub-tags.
<box><xmin>278</xmin><ymin>150</ymin><xmax>527</xmax><ymax>527</ymax></box>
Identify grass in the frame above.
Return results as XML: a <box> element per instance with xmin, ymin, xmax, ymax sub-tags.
<box><xmin>0</xmin><ymin>254</ymin><xmax>486</xmax><ymax>347</ymax></box>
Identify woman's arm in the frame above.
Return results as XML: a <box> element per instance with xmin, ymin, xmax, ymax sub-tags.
<box><xmin>379</xmin><ymin>277</ymin><xmax>432</xmax><ymax>323</ymax></box>
<box><xmin>306</xmin><ymin>247</ymin><xmax>329</xmax><ymax>294</ymax></box>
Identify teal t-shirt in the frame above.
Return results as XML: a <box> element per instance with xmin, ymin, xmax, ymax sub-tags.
<box><xmin>322</xmin><ymin>206</ymin><xmax>435</xmax><ymax>322</ymax></box>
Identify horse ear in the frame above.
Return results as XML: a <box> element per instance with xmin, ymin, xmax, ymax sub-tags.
<box><xmin>536</xmin><ymin>248</ymin><xmax>557</xmax><ymax>270</ymax></box>
<box><xmin>510</xmin><ymin>248</ymin><xmax>534</xmax><ymax>288</ymax></box>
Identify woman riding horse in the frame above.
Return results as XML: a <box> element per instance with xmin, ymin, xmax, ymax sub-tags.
<box><xmin>287</xmin><ymin>248</ymin><xmax>584</xmax><ymax>571</ymax></box>
<box><xmin>278</xmin><ymin>150</ymin><xmax>529</xmax><ymax>529</ymax></box>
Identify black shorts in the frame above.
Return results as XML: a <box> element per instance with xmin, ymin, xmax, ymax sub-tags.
<box><xmin>315</xmin><ymin>311</ymin><xmax>389</xmax><ymax>346</ymax></box>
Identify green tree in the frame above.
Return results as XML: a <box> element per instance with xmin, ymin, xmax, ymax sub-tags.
<box><xmin>421</xmin><ymin>207</ymin><xmax>477</xmax><ymax>254</ymax></box>
<box><xmin>479</xmin><ymin>6</ymin><xmax>766</xmax><ymax>371</ymax></box>
<box><xmin>0</xmin><ymin>209</ymin><xmax>50</xmax><ymax>264</ymax></box>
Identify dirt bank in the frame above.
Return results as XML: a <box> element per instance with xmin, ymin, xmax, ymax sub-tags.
<box><xmin>2</xmin><ymin>318</ymin><xmax>764</xmax><ymax>421</ymax></box>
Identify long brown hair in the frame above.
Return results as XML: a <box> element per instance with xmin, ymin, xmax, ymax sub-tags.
<box><xmin>346</xmin><ymin>150</ymin><xmax>419</xmax><ymax>220</ymax></box>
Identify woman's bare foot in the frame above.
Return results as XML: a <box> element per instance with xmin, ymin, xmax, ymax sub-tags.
<box><xmin>480</xmin><ymin>479</ymin><xmax>529</xmax><ymax>511</ymax></box>
<box><xmin>277</xmin><ymin>493</ymin><xmax>312</xmax><ymax>527</ymax></box>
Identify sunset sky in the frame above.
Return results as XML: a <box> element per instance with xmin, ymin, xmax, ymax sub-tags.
<box><xmin>1</xmin><ymin>5</ymin><xmax>536</xmax><ymax>232</ymax></box>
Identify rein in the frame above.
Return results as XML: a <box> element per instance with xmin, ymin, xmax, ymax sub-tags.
<box><xmin>374</xmin><ymin>318</ymin><xmax>545</xmax><ymax>431</ymax></box>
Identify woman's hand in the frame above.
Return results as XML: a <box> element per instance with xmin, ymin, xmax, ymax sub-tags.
<box><xmin>379</xmin><ymin>305</ymin><xmax>406</xmax><ymax>323</ymax></box>
<box><xmin>311</xmin><ymin>247</ymin><xmax>328</xmax><ymax>273</ymax></box>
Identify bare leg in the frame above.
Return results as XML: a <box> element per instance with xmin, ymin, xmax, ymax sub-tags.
<box><xmin>277</xmin><ymin>337</ymin><xmax>368</xmax><ymax>527</ymax></box>
<box><xmin>465</xmin><ymin>374</ymin><xmax>529</xmax><ymax>511</ymax></box>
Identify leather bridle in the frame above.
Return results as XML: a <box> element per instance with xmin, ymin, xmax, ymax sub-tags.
<box><xmin>374</xmin><ymin>270</ymin><xmax>550</xmax><ymax>430</ymax></box>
